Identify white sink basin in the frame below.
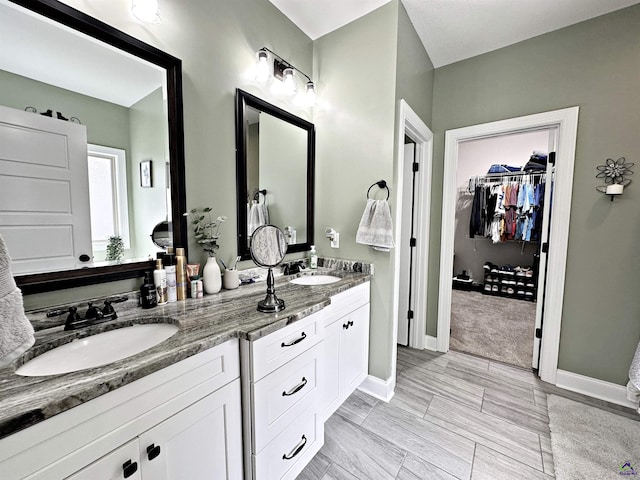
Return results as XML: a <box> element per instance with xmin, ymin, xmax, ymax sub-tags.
<box><xmin>16</xmin><ymin>323</ymin><xmax>179</xmax><ymax>377</ymax></box>
<box><xmin>289</xmin><ymin>275</ymin><xmax>341</xmax><ymax>286</ymax></box>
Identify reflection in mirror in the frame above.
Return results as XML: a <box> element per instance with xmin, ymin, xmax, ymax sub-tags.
<box><xmin>250</xmin><ymin>225</ymin><xmax>287</xmax><ymax>313</ymax></box>
<box><xmin>236</xmin><ymin>89</ymin><xmax>315</xmax><ymax>260</ymax></box>
<box><xmin>1</xmin><ymin>0</ymin><xmax>186</xmax><ymax>293</ymax></box>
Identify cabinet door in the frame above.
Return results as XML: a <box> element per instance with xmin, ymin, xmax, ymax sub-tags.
<box><xmin>340</xmin><ymin>304</ymin><xmax>370</xmax><ymax>401</ymax></box>
<box><xmin>65</xmin><ymin>439</ymin><xmax>141</xmax><ymax>480</ymax></box>
<box><xmin>139</xmin><ymin>379</ymin><xmax>243</xmax><ymax>480</ymax></box>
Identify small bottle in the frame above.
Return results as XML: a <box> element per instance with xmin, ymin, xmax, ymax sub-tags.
<box><xmin>190</xmin><ymin>275</ymin><xmax>200</xmax><ymax>299</ymax></box>
<box><xmin>140</xmin><ymin>272</ymin><xmax>157</xmax><ymax>309</ymax></box>
<box><xmin>175</xmin><ymin>247</ymin><xmax>187</xmax><ymax>301</ymax></box>
<box><xmin>164</xmin><ymin>253</ymin><xmax>177</xmax><ymax>303</ymax></box>
<box><xmin>196</xmin><ymin>278</ymin><xmax>203</xmax><ymax>298</ymax></box>
<box><xmin>154</xmin><ymin>259</ymin><xmax>168</xmax><ymax>305</ymax></box>
<box><xmin>309</xmin><ymin>244</ymin><xmax>318</xmax><ymax>269</ymax></box>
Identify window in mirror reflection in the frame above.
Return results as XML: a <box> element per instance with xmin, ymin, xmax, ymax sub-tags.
<box><xmin>88</xmin><ymin>145</ymin><xmax>130</xmax><ymax>258</ymax></box>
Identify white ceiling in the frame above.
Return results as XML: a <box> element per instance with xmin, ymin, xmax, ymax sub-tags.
<box><xmin>0</xmin><ymin>0</ymin><xmax>165</xmax><ymax>108</ymax></box>
<box><xmin>269</xmin><ymin>0</ymin><xmax>640</xmax><ymax>67</ymax></box>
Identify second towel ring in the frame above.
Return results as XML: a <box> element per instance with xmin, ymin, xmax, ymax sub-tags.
<box><xmin>367</xmin><ymin>180</ymin><xmax>389</xmax><ymax>200</ymax></box>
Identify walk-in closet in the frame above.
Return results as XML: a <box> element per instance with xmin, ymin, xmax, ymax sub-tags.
<box><xmin>450</xmin><ymin>130</ymin><xmax>554</xmax><ymax>369</ymax></box>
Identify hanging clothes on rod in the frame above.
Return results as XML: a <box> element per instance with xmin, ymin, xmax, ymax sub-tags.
<box><xmin>469</xmin><ymin>172</ymin><xmax>546</xmax><ymax>244</ymax></box>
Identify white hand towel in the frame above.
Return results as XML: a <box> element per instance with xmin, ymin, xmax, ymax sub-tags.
<box><xmin>0</xmin><ymin>234</ymin><xmax>34</xmax><ymax>367</ymax></box>
<box><xmin>248</xmin><ymin>201</ymin><xmax>266</xmax><ymax>236</ymax></box>
<box><xmin>356</xmin><ymin>199</ymin><xmax>395</xmax><ymax>251</ymax></box>
<box><xmin>627</xmin><ymin>340</ymin><xmax>640</xmax><ymax>413</ymax></box>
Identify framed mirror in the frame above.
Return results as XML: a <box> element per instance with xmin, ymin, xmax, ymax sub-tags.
<box><xmin>2</xmin><ymin>0</ymin><xmax>186</xmax><ymax>294</ymax></box>
<box><xmin>235</xmin><ymin>89</ymin><xmax>315</xmax><ymax>260</ymax></box>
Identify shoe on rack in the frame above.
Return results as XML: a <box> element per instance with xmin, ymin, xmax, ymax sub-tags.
<box><xmin>484</xmin><ymin>284</ymin><xmax>492</xmax><ymax>292</ymax></box>
<box><xmin>492</xmin><ymin>285</ymin><xmax>499</xmax><ymax>292</ymax></box>
<box><xmin>507</xmin><ymin>287</ymin><xmax>515</xmax><ymax>295</ymax></box>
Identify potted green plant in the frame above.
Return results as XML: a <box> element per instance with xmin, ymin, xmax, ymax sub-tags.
<box><xmin>184</xmin><ymin>208</ymin><xmax>227</xmax><ymax>293</ymax></box>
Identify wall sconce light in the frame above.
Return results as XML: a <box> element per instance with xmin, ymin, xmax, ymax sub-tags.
<box><xmin>255</xmin><ymin>47</ymin><xmax>316</xmax><ymax>106</ymax></box>
<box><xmin>132</xmin><ymin>0</ymin><xmax>161</xmax><ymax>24</ymax></box>
<box><xmin>596</xmin><ymin>157</ymin><xmax>634</xmax><ymax>201</ymax></box>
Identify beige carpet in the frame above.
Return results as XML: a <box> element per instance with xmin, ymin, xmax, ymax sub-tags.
<box><xmin>450</xmin><ymin>289</ymin><xmax>536</xmax><ymax>368</ymax></box>
<box><xmin>548</xmin><ymin>394</ymin><xmax>640</xmax><ymax>479</ymax></box>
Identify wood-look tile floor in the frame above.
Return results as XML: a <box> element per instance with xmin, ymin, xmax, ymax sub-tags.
<box><xmin>297</xmin><ymin>346</ymin><xmax>639</xmax><ymax>480</ymax></box>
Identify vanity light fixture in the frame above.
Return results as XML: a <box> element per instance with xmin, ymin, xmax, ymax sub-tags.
<box><xmin>131</xmin><ymin>0</ymin><xmax>161</xmax><ymax>24</ymax></box>
<box><xmin>596</xmin><ymin>157</ymin><xmax>634</xmax><ymax>201</ymax></box>
<box><xmin>255</xmin><ymin>47</ymin><xmax>317</xmax><ymax>106</ymax></box>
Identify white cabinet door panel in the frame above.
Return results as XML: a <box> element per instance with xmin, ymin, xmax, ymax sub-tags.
<box><xmin>340</xmin><ymin>305</ymin><xmax>370</xmax><ymax>400</ymax></box>
<box><xmin>139</xmin><ymin>379</ymin><xmax>243</xmax><ymax>480</ymax></box>
<box><xmin>64</xmin><ymin>439</ymin><xmax>141</xmax><ymax>480</ymax></box>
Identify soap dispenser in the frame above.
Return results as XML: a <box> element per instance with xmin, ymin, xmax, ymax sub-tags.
<box><xmin>309</xmin><ymin>245</ymin><xmax>318</xmax><ymax>269</ymax></box>
<box><xmin>140</xmin><ymin>272</ymin><xmax>157</xmax><ymax>309</ymax></box>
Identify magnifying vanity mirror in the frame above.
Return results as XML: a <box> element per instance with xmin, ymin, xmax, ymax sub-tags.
<box><xmin>250</xmin><ymin>225</ymin><xmax>287</xmax><ymax>313</ymax></box>
<box><xmin>235</xmin><ymin>89</ymin><xmax>315</xmax><ymax>261</ymax></box>
<box><xmin>1</xmin><ymin>0</ymin><xmax>186</xmax><ymax>294</ymax></box>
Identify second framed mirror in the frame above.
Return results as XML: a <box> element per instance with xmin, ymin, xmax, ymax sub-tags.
<box><xmin>235</xmin><ymin>89</ymin><xmax>315</xmax><ymax>260</ymax></box>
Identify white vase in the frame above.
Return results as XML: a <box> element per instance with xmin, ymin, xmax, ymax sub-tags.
<box><xmin>203</xmin><ymin>256</ymin><xmax>222</xmax><ymax>294</ymax></box>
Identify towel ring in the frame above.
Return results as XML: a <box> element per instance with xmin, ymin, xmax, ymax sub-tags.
<box><xmin>253</xmin><ymin>189</ymin><xmax>267</xmax><ymax>202</ymax></box>
<box><xmin>367</xmin><ymin>180</ymin><xmax>389</xmax><ymax>201</ymax></box>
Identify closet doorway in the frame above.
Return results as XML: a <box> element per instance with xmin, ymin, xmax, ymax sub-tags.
<box><xmin>437</xmin><ymin>108</ymin><xmax>579</xmax><ymax>384</ymax></box>
<box><xmin>450</xmin><ymin>129</ymin><xmax>554</xmax><ymax>369</ymax></box>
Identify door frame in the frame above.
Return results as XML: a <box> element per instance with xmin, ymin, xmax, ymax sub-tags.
<box><xmin>436</xmin><ymin>107</ymin><xmax>579</xmax><ymax>384</ymax></box>
<box><xmin>391</xmin><ymin>100</ymin><xmax>433</xmax><ymax>371</ymax></box>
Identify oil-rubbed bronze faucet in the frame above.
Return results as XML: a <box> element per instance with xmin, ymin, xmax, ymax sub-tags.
<box><xmin>64</xmin><ymin>300</ymin><xmax>119</xmax><ymax>331</ymax></box>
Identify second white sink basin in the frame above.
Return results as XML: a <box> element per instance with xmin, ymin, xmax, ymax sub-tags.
<box><xmin>289</xmin><ymin>275</ymin><xmax>341</xmax><ymax>286</ymax></box>
<box><xmin>16</xmin><ymin>323</ymin><xmax>179</xmax><ymax>377</ymax></box>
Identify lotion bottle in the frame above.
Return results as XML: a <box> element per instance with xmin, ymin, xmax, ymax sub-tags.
<box><xmin>309</xmin><ymin>244</ymin><xmax>318</xmax><ymax>269</ymax></box>
<box><xmin>164</xmin><ymin>253</ymin><xmax>177</xmax><ymax>303</ymax></box>
<box><xmin>154</xmin><ymin>259</ymin><xmax>168</xmax><ymax>305</ymax></box>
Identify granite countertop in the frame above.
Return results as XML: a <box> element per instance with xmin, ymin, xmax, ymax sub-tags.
<box><xmin>0</xmin><ymin>266</ymin><xmax>371</xmax><ymax>440</ymax></box>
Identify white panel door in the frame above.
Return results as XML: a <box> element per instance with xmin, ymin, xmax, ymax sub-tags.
<box><xmin>0</xmin><ymin>105</ymin><xmax>91</xmax><ymax>274</ymax></box>
<box><xmin>139</xmin><ymin>379</ymin><xmax>243</xmax><ymax>480</ymax></box>
<box><xmin>340</xmin><ymin>304</ymin><xmax>370</xmax><ymax>402</ymax></box>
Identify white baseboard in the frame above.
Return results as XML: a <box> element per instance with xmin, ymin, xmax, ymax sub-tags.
<box><xmin>358</xmin><ymin>374</ymin><xmax>395</xmax><ymax>402</ymax></box>
<box><xmin>555</xmin><ymin>369</ymin><xmax>638</xmax><ymax>410</ymax></box>
<box><xmin>424</xmin><ymin>335</ymin><xmax>438</xmax><ymax>352</ymax></box>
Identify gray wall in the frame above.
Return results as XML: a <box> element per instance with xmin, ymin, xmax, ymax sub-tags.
<box><xmin>314</xmin><ymin>1</ymin><xmax>399</xmax><ymax>380</ymax></box>
<box><xmin>430</xmin><ymin>5</ymin><xmax>640</xmax><ymax>384</ymax></box>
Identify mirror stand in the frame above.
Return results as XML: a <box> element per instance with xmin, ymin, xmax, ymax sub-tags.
<box><xmin>257</xmin><ymin>268</ymin><xmax>285</xmax><ymax>313</ymax></box>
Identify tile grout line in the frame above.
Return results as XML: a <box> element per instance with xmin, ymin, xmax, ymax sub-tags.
<box><xmin>469</xmin><ymin>442</ymin><xmax>478</xmax><ymax>480</ymax></box>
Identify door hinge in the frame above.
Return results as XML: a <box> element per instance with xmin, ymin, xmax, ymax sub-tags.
<box><xmin>541</xmin><ymin>242</ymin><xmax>549</xmax><ymax>253</ymax></box>
<box><xmin>548</xmin><ymin>152</ymin><xmax>556</xmax><ymax>166</ymax></box>
<box><xmin>407</xmin><ymin>310</ymin><xmax>414</xmax><ymax>320</ymax></box>
<box><xmin>535</xmin><ymin>328</ymin><xmax>542</xmax><ymax>339</ymax></box>
<box><xmin>412</xmin><ymin>162</ymin><xmax>419</xmax><ymax>173</ymax></box>
<box><xmin>409</xmin><ymin>237</ymin><xmax>417</xmax><ymax>247</ymax></box>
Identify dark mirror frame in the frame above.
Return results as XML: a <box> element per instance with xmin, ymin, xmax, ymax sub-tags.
<box><xmin>235</xmin><ymin>89</ymin><xmax>315</xmax><ymax>260</ymax></box>
<box><xmin>10</xmin><ymin>0</ymin><xmax>187</xmax><ymax>295</ymax></box>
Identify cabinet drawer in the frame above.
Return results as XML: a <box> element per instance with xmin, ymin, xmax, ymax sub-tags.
<box><xmin>252</xmin><ymin>343</ymin><xmax>322</xmax><ymax>453</ymax></box>
<box><xmin>324</xmin><ymin>282</ymin><xmax>370</xmax><ymax>326</ymax></box>
<box><xmin>253</xmin><ymin>412</ymin><xmax>323</xmax><ymax>480</ymax></box>
<box><xmin>250</xmin><ymin>310</ymin><xmax>323</xmax><ymax>381</ymax></box>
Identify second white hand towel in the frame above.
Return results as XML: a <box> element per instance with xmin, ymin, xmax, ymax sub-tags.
<box><xmin>355</xmin><ymin>199</ymin><xmax>395</xmax><ymax>251</ymax></box>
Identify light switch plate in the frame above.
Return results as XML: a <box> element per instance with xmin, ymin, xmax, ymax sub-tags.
<box><xmin>330</xmin><ymin>232</ymin><xmax>339</xmax><ymax>248</ymax></box>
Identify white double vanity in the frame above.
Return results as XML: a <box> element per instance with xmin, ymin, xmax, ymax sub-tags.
<box><xmin>0</xmin><ymin>278</ymin><xmax>370</xmax><ymax>480</ymax></box>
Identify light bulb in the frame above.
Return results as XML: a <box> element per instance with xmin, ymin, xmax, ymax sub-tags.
<box><xmin>132</xmin><ymin>0</ymin><xmax>161</xmax><ymax>24</ymax></box>
<box><xmin>282</xmin><ymin>68</ymin><xmax>296</xmax><ymax>96</ymax></box>
<box><xmin>305</xmin><ymin>81</ymin><xmax>316</xmax><ymax>107</ymax></box>
<box><xmin>255</xmin><ymin>49</ymin><xmax>271</xmax><ymax>83</ymax></box>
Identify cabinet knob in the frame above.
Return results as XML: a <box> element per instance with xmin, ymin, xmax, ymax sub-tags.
<box><xmin>147</xmin><ymin>443</ymin><xmax>161</xmax><ymax>461</ymax></box>
<box><xmin>342</xmin><ymin>322</ymin><xmax>349</xmax><ymax>329</ymax></box>
<box><xmin>282</xmin><ymin>435</ymin><xmax>307</xmax><ymax>460</ymax></box>
<box><xmin>122</xmin><ymin>460</ymin><xmax>138</xmax><ymax>478</ymax></box>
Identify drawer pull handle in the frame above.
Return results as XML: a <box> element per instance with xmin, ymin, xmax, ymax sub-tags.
<box><xmin>343</xmin><ymin>320</ymin><xmax>353</xmax><ymax>329</ymax></box>
<box><xmin>281</xmin><ymin>332</ymin><xmax>306</xmax><ymax>347</ymax></box>
<box><xmin>147</xmin><ymin>443</ymin><xmax>161</xmax><ymax>461</ymax></box>
<box><xmin>122</xmin><ymin>459</ymin><xmax>138</xmax><ymax>478</ymax></box>
<box><xmin>282</xmin><ymin>435</ymin><xmax>307</xmax><ymax>460</ymax></box>
<box><xmin>282</xmin><ymin>377</ymin><xmax>308</xmax><ymax>396</ymax></box>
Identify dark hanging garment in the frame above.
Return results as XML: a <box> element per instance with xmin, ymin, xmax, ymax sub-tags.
<box><xmin>469</xmin><ymin>186</ymin><xmax>483</xmax><ymax>238</ymax></box>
